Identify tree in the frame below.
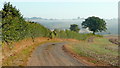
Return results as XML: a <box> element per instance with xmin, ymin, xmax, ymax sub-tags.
<box><xmin>49</xmin><ymin>32</ymin><xmax>55</xmax><ymax>39</ymax></box>
<box><xmin>70</xmin><ymin>24</ymin><xmax>80</xmax><ymax>33</ymax></box>
<box><xmin>1</xmin><ymin>2</ymin><xmax>26</xmax><ymax>44</ymax></box>
<box><xmin>2</xmin><ymin>2</ymin><xmax>21</xmax><ymax>18</ymax></box>
<box><xmin>82</xmin><ymin>16</ymin><xmax>107</xmax><ymax>34</ymax></box>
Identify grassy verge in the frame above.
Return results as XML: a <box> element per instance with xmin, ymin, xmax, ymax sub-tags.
<box><xmin>2</xmin><ymin>38</ymin><xmax>61</xmax><ymax>66</ymax></box>
<box><xmin>65</xmin><ymin>37</ymin><xmax>118</xmax><ymax>66</ymax></box>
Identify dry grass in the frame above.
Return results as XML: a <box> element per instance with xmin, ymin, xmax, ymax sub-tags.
<box><xmin>2</xmin><ymin>37</ymin><xmax>62</xmax><ymax>66</ymax></box>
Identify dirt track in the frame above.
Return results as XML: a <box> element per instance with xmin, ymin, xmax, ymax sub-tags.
<box><xmin>27</xmin><ymin>42</ymin><xmax>86</xmax><ymax>66</ymax></box>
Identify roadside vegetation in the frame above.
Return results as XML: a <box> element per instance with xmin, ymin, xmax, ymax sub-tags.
<box><xmin>50</xmin><ymin>29</ymin><xmax>102</xmax><ymax>40</ymax></box>
<box><xmin>1</xmin><ymin>2</ymin><xmax>50</xmax><ymax>46</ymax></box>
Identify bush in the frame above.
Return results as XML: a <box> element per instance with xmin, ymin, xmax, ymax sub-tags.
<box><xmin>52</xmin><ymin>29</ymin><xmax>96</xmax><ymax>40</ymax></box>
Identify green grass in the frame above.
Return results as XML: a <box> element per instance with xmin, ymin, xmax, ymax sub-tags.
<box><xmin>67</xmin><ymin>37</ymin><xmax>118</xmax><ymax>66</ymax></box>
<box><xmin>95</xmin><ymin>38</ymin><xmax>111</xmax><ymax>44</ymax></box>
<box><xmin>54</xmin><ymin>30</ymin><xmax>99</xmax><ymax>40</ymax></box>
<box><xmin>89</xmin><ymin>60</ymin><xmax>98</xmax><ymax>64</ymax></box>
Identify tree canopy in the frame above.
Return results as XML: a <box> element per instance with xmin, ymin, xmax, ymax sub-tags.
<box><xmin>69</xmin><ymin>24</ymin><xmax>80</xmax><ymax>33</ymax></box>
<box><xmin>82</xmin><ymin>16</ymin><xmax>107</xmax><ymax>34</ymax></box>
<box><xmin>1</xmin><ymin>2</ymin><xmax>50</xmax><ymax>44</ymax></box>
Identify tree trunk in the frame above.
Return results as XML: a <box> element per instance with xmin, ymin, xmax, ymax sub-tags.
<box><xmin>93</xmin><ymin>31</ymin><xmax>95</xmax><ymax>35</ymax></box>
<box><xmin>31</xmin><ymin>36</ymin><xmax>34</xmax><ymax>42</ymax></box>
<box><xmin>5</xmin><ymin>40</ymin><xmax>9</xmax><ymax>45</ymax></box>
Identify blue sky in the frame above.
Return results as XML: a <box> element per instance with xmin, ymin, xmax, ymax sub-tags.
<box><xmin>0</xmin><ymin>0</ymin><xmax>119</xmax><ymax>19</ymax></box>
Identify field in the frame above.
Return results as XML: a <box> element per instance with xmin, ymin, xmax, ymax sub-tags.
<box><xmin>65</xmin><ymin>37</ymin><xmax>118</xmax><ymax>66</ymax></box>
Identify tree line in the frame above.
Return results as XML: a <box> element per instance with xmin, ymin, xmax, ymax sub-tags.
<box><xmin>1</xmin><ymin>2</ymin><xmax>107</xmax><ymax>45</ymax></box>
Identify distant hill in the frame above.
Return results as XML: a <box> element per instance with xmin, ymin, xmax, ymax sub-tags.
<box><xmin>25</xmin><ymin>17</ymin><xmax>118</xmax><ymax>35</ymax></box>
<box><xmin>24</xmin><ymin>17</ymin><xmax>43</xmax><ymax>20</ymax></box>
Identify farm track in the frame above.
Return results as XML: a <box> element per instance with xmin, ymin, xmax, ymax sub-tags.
<box><xmin>27</xmin><ymin>42</ymin><xmax>86</xmax><ymax>66</ymax></box>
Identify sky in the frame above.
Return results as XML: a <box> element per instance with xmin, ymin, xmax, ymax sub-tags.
<box><xmin>0</xmin><ymin>0</ymin><xmax>119</xmax><ymax>19</ymax></box>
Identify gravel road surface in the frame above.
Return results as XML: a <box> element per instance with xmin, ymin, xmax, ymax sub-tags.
<box><xmin>27</xmin><ymin>42</ymin><xmax>86</xmax><ymax>66</ymax></box>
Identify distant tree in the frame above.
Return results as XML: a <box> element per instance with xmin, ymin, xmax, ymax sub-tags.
<box><xmin>82</xmin><ymin>16</ymin><xmax>107</xmax><ymax>34</ymax></box>
<box><xmin>70</xmin><ymin>24</ymin><xmax>80</xmax><ymax>33</ymax></box>
<box><xmin>108</xmin><ymin>31</ymin><xmax>111</xmax><ymax>35</ymax></box>
<box><xmin>53</xmin><ymin>29</ymin><xmax>59</xmax><ymax>37</ymax></box>
<box><xmin>49</xmin><ymin>32</ymin><xmax>55</xmax><ymax>39</ymax></box>
<box><xmin>77</xmin><ymin>17</ymin><xmax>80</xmax><ymax>19</ymax></box>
